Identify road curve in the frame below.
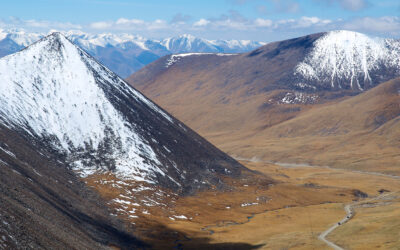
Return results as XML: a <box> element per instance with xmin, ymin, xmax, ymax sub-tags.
<box><xmin>318</xmin><ymin>204</ymin><xmax>353</xmax><ymax>250</ymax></box>
<box><xmin>318</xmin><ymin>192</ymin><xmax>393</xmax><ymax>249</ymax></box>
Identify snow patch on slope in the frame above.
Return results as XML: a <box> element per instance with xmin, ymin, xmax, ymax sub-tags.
<box><xmin>165</xmin><ymin>52</ymin><xmax>236</xmax><ymax>68</ymax></box>
<box><xmin>279</xmin><ymin>92</ymin><xmax>319</xmax><ymax>104</ymax></box>
<box><xmin>294</xmin><ymin>30</ymin><xmax>400</xmax><ymax>90</ymax></box>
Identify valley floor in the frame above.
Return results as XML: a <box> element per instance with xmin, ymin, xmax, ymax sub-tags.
<box><xmin>86</xmin><ymin>160</ymin><xmax>400</xmax><ymax>249</ymax></box>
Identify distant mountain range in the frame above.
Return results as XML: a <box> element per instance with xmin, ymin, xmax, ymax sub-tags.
<box><xmin>0</xmin><ymin>29</ymin><xmax>265</xmax><ymax>77</ymax></box>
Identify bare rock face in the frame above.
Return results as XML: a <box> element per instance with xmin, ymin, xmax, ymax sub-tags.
<box><xmin>0</xmin><ymin>124</ymin><xmax>145</xmax><ymax>249</ymax></box>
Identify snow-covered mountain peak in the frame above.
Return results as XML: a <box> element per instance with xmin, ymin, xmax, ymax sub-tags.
<box><xmin>0</xmin><ymin>32</ymin><xmax>246</xmax><ymax>192</ymax></box>
<box><xmin>294</xmin><ymin>30</ymin><xmax>400</xmax><ymax>90</ymax></box>
<box><xmin>0</xmin><ymin>32</ymin><xmax>173</xmax><ymax>182</ymax></box>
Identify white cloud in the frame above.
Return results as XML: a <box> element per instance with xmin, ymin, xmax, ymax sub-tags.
<box><xmin>0</xmin><ymin>15</ymin><xmax>399</xmax><ymax>41</ymax></box>
<box><xmin>149</xmin><ymin>19</ymin><xmax>168</xmax><ymax>30</ymax></box>
<box><xmin>293</xmin><ymin>16</ymin><xmax>332</xmax><ymax>28</ymax></box>
<box><xmin>89</xmin><ymin>18</ymin><xmax>168</xmax><ymax>31</ymax></box>
<box><xmin>90</xmin><ymin>21</ymin><xmax>112</xmax><ymax>29</ymax></box>
<box><xmin>254</xmin><ymin>18</ymin><xmax>272</xmax><ymax>27</ymax></box>
<box><xmin>115</xmin><ymin>18</ymin><xmax>145</xmax><ymax>25</ymax></box>
<box><xmin>212</xmin><ymin>19</ymin><xmax>248</xmax><ymax>30</ymax></box>
<box><xmin>193</xmin><ymin>18</ymin><xmax>210</xmax><ymax>27</ymax></box>
<box><xmin>191</xmin><ymin>15</ymin><xmax>333</xmax><ymax>31</ymax></box>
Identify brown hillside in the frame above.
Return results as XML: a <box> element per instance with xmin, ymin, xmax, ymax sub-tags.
<box><xmin>232</xmin><ymin>78</ymin><xmax>400</xmax><ymax>174</ymax></box>
<box><xmin>127</xmin><ymin>33</ymin><xmax>335</xmax><ymax>135</ymax></box>
<box><xmin>129</xmin><ymin>50</ymin><xmax>400</xmax><ymax>174</ymax></box>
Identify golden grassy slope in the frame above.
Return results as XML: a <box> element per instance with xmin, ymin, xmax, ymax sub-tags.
<box><xmin>328</xmin><ymin>192</ymin><xmax>400</xmax><ymax>249</ymax></box>
<box><xmin>131</xmin><ymin>76</ymin><xmax>400</xmax><ymax>175</ymax></box>
<box><xmin>126</xmin><ymin>52</ymin><xmax>400</xmax><ymax>248</ymax></box>
<box><xmin>228</xmin><ymin>78</ymin><xmax>400</xmax><ymax>175</ymax></box>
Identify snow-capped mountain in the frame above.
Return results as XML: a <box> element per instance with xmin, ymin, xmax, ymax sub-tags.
<box><xmin>0</xmin><ymin>32</ymin><xmax>246</xmax><ymax>193</ymax></box>
<box><xmin>161</xmin><ymin>34</ymin><xmax>264</xmax><ymax>54</ymax></box>
<box><xmin>129</xmin><ymin>30</ymin><xmax>400</xmax><ymax>114</ymax></box>
<box><xmin>162</xmin><ymin>34</ymin><xmax>220</xmax><ymax>53</ymax></box>
<box><xmin>0</xmin><ymin>29</ymin><xmax>265</xmax><ymax>77</ymax></box>
<box><xmin>293</xmin><ymin>30</ymin><xmax>400</xmax><ymax>91</ymax></box>
<box><xmin>211</xmin><ymin>38</ymin><xmax>266</xmax><ymax>53</ymax></box>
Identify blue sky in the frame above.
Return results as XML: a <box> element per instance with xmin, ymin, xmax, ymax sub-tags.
<box><xmin>0</xmin><ymin>0</ymin><xmax>399</xmax><ymax>41</ymax></box>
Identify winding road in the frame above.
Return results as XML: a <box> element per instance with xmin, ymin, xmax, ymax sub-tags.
<box><xmin>318</xmin><ymin>192</ymin><xmax>394</xmax><ymax>249</ymax></box>
<box><xmin>318</xmin><ymin>204</ymin><xmax>353</xmax><ymax>250</ymax></box>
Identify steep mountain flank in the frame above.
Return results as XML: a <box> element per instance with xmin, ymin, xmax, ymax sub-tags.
<box><xmin>0</xmin><ymin>32</ymin><xmax>253</xmax><ymax>194</ymax></box>
<box><xmin>0</xmin><ymin>124</ymin><xmax>144</xmax><ymax>249</ymax></box>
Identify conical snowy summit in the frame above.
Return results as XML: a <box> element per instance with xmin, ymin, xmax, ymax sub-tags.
<box><xmin>294</xmin><ymin>30</ymin><xmax>400</xmax><ymax>91</ymax></box>
<box><xmin>0</xmin><ymin>32</ymin><xmax>249</xmax><ymax>193</ymax></box>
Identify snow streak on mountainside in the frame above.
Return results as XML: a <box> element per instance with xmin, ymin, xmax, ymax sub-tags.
<box><xmin>294</xmin><ymin>30</ymin><xmax>400</xmax><ymax>91</ymax></box>
<box><xmin>0</xmin><ymin>29</ymin><xmax>265</xmax><ymax>77</ymax></box>
<box><xmin>0</xmin><ymin>33</ymin><xmax>246</xmax><ymax>193</ymax></box>
<box><xmin>165</xmin><ymin>52</ymin><xmax>237</xmax><ymax>68</ymax></box>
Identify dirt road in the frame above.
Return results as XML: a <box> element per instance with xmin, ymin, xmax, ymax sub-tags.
<box><xmin>318</xmin><ymin>192</ymin><xmax>394</xmax><ymax>249</ymax></box>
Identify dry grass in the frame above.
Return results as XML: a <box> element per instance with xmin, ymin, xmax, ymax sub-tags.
<box><xmin>328</xmin><ymin>193</ymin><xmax>400</xmax><ymax>249</ymax></box>
<box><xmin>83</xmin><ymin>160</ymin><xmax>400</xmax><ymax>249</ymax></box>
<box><xmin>131</xmin><ymin>66</ymin><xmax>400</xmax><ymax>176</ymax></box>
<box><xmin>106</xmin><ymin>73</ymin><xmax>400</xmax><ymax>248</ymax></box>
<box><xmin>122</xmin><ymin>54</ymin><xmax>400</xmax><ymax>249</ymax></box>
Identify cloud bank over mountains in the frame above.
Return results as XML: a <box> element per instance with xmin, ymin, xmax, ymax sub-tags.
<box><xmin>1</xmin><ymin>14</ymin><xmax>398</xmax><ymax>42</ymax></box>
<box><xmin>0</xmin><ymin>0</ymin><xmax>398</xmax><ymax>42</ymax></box>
